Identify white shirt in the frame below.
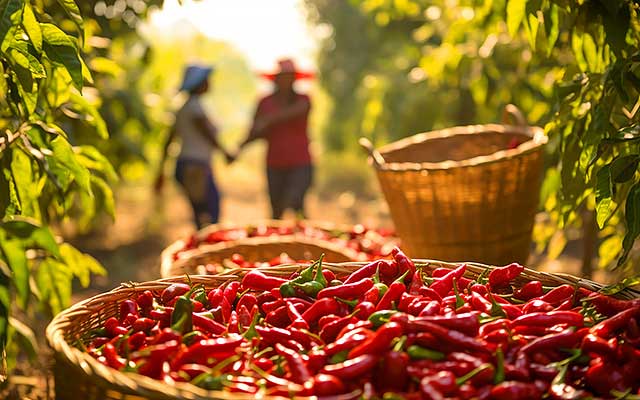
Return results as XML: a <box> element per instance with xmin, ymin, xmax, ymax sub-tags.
<box><xmin>175</xmin><ymin>96</ymin><xmax>216</xmax><ymax>163</ymax></box>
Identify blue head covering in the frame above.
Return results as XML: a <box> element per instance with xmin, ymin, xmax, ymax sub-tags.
<box><xmin>180</xmin><ymin>65</ymin><xmax>214</xmax><ymax>92</ymax></box>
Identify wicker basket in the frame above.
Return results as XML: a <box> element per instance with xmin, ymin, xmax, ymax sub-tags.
<box><xmin>47</xmin><ymin>260</ymin><xmax>639</xmax><ymax>400</ymax></box>
<box><xmin>161</xmin><ymin>235</ymin><xmax>360</xmax><ymax>278</ymax></box>
<box><xmin>361</xmin><ymin>105</ymin><xmax>548</xmax><ymax>266</ymax></box>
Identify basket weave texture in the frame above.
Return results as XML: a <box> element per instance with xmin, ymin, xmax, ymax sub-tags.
<box><xmin>365</xmin><ymin>119</ymin><xmax>547</xmax><ymax>266</ymax></box>
<box><xmin>47</xmin><ymin>260</ymin><xmax>639</xmax><ymax>400</ymax></box>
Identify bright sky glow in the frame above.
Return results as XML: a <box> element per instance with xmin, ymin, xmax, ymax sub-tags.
<box><xmin>145</xmin><ymin>0</ymin><xmax>317</xmax><ymax>71</ymax></box>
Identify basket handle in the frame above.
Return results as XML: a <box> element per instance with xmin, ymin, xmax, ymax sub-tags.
<box><xmin>359</xmin><ymin>137</ymin><xmax>386</xmax><ymax>167</ymax></box>
<box><xmin>501</xmin><ymin>104</ymin><xmax>527</xmax><ymax>127</ymax></box>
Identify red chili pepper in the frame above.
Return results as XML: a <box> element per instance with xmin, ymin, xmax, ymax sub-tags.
<box><xmin>353</xmin><ymin>301</ymin><xmax>375</xmax><ymax>320</ymax></box>
<box><xmin>429</xmin><ymin>264</ymin><xmax>466</xmax><ymax>297</ymax></box>
<box><xmin>478</xmin><ymin>318</ymin><xmax>510</xmax><ymax>336</ymax></box>
<box><xmin>414</xmin><ymin>312</ymin><xmax>480</xmax><ymax>336</ymax></box>
<box><xmin>102</xmin><ymin>343</ymin><xmax>125</xmax><ymax>370</ymax></box>
<box><xmin>490</xmin><ymin>381</ymin><xmax>543</xmax><ymax>399</ymax></box>
<box><xmin>265</xmin><ymin>305</ymin><xmax>290</xmax><ymax>328</ymax></box>
<box><xmin>513</xmin><ymin>281</ymin><xmax>543</xmax><ymax>301</ymax></box>
<box><xmin>469</xmin><ymin>283</ymin><xmax>489</xmax><ymax>296</ymax></box>
<box><xmin>192</xmin><ymin>312</ymin><xmax>226</xmax><ymax>335</ymax></box>
<box><xmin>398</xmin><ymin>293</ymin><xmax>421</xmax><ymax>312</ymax></box>
<box><xmin>241</xmin><ymin>270</ymin><xmax>288</xmax><ymax>291</ymax></box>
<box><xmin>320</xmin><ymin>316</ymin><xmax>357</xmax><ymax>343</ymax></box>
<box><xmin>324</xmin><ymin>331</ymin><xmax>370</xmax><ymax>356</ymax></box>
<box><xmin>470</xmin><ymin>291</ymin><xmax>492</xmax><ymax>314</ymax></box>
<box><xmin>501</xmin><ymin>304</ymin><xmax>523</xmax><ymax>319</ymax></box>
<box><xmin>392</xmin><ymin>247</ymin><xmax>416</xmax><ymax>278</ymax></box>
<box><xmin>227</xmin><ymin>310</ymin><xmax>240</xmax><ymax>334</ymax></box>
<box><xmin>488</xmin><ymin>263</ymin><xmax>524</xmax><ymax>288</ymax></box>
<box><xmin>172</xmin><ymin>336</ymin><xmax>244</xmax><ymax>369</ymax></box>
<box><xmin>418</xmin><ymin>286</ymin><xmax>443</xmax><ymax>303</ymax></box>
<box><xmin>418</xmin><ymin>300</ymin><xmax>441</xmax><ymax>317</ymax></box>
<box><xmin>275</xmin><ymin>343</ymin><xmax>312</xmax><ymax>384</ymax></box>
<box><xmin>581</xmin><ymin>333</ymin><xmax>617</xmax><ymax>358</ymax></box>
<box><xmin>348</xmin><ymin>321</ymin><xmax>403</xmax><ymax>358</ymax></box>
<box><xmin>520</xmin><ymin>328</ymin><xmax>587</xmax><ymax>355</ymax></box>
<box><xmin>119</xmin><ymin>300</ymin><xmax>138</xmax><ymax>322</ymax></box>
<box><xmin>313</xmin><ymin>373</ymin><xmax>346</xmax><ymax>396</ymax></box>
<box><xmin>407</xmin><ymin>319</ymin><xmax>489</xmax><ymax>354</ymax></box>
<box><xmin>289</xmin><ymin>327</ymin><xmax>319</xmax><ymax>349</ymax></box>
<box><xmin>150</xmin><ymin>327</ymin><xmax>181</xmax><ymax>345</ymax></box>
<box><xmin>261</xmin><ymin>299</ymin><xmax>285</xmax><ymax>315</ymax></box>
<box><xmin>317</xmin><ymin>278</ymin><xmax>374</xmax><ymax>300</ymax></box>
<box><xmin>585</xmin><ymin>293</ymin><xmax>640</xmax><ymax>316</ymax></box>
<box><xmin>207</xmin><ymin>288</ymin><xmax>223</xmax><ymax>308</ymax></box>
<box><xmin>343</xmin><ymin>260</ymin><xmax>382</xmax><ymax>285</ymax></box>
<box><xmin>161</xmin><ymin>283</ymin><xmax>190</xmax><ymax>305</ymax></box>
<box><xmin>130</xmin><ymin>317</ymin><xmax>155</xmax><ymax>333</ymax></box>
<box><xmin>322</xmin><ymin>269</ymin><xmax>336</xmax><ymax>283</ymax></box>
<box><xmin>301</xmin><ymin>298</ymin><xmax>340</xmax><ymax>324</ymax></box>
<box><xmin>336</xmin><ymin>320</ymin><xmax>374</xmax><ymax>340</ymax></box>
<box><xmin>585</xmin><ymin>362</ymin><xmax>628</xmax><ymax>396</ymax></box>
<box><xmin>236</xmin><ymin>293</ymin><xmax>257</xmax><ymax>314</ymax></box>
<box><xmin>375</xmin><ymin>272</ymin><xmax>408</xmax><ymax>311</ymax></box>
<box><xmin>511</xmin><ymin>311</ymin><xmax>584</xmax><ymax>328</ymax></box>
<box><xmin>285</xmin><ymin>301</ymin><xmax>309</xmax><ymax>330</ymax></box>
<box><xmin>522</xmin><ymin>299</ymin><xmax>554</xmax><ymax>314</ymax></box>
<box><xmin>361</xmin><ymin>285</ymin><xmax>380</xmax><ymax>304</ymax></box>
<box><xmin>378</xmin><ymin>260</ymin><xmax>399</xmax><ymax>282</ymax></box>
<box><xmin>255</xmin><ymin>325</ymin><xmax>292</xmax><ymax>345</ymax></box>
<box><xmin>320</xmin><ymin>354</ymin><xmax>378</xmax><ymax>379</ymax></box>
<box><xmin>126</xmin><ymin>331</ymin><xmax>147</xmax><ymax>351</ymax></box>
<box><xmin>136</xmin><ymin>290</ymin><xmax>154</xmax><ymax>311</ymax></box>
<box><xmin>590</xmin><ymin>306</ymin><xmax>640</xmax><ymax>338</ymax></box>
<box><xmin>408</xmin><ymin>270</ymin><xmax>424</xmax><ymax>295</ymax></box>
<box><xmin>378</xmin><ymin>350</ymin><xmax>410</xmax><ymax>392</ymax></box>
<box><xmin>136</xmin><ymin>340</ymin><xmax>181</xmax><ymax>378</ymax></box>
<box><xmin>223</xmin><ymin>281</ymin><xmax>240</xmax><ymax>306</ymax></box>
<box><xmin>104</xmin><ymin>317</ymin><xmax>128</xmax><ymax>337</ymax></box>
<box><xmin>535</xmin><ymin>284</ymin><xmax>574</xmax><ymax>305</ymax></box>
<box><xmin>318</xmin><ymin>314</ymin><xmax>340</xmax><ymax>328</ymax></box>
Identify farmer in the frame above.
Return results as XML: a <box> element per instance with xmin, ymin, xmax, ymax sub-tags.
<box><xmin>240</xmin><ymin>58</ymin><xmax>314</xmax><ymax>219</ymax></box>
<box><xmin>155</xmin><ymin>64</ymin><xmax>235</xmax><ymax>228</ymax></box>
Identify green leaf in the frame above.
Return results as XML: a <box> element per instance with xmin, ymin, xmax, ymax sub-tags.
<box><xmin>21</xmin><ymin>2</ymin><xmax>41</xmax><ymax>53</ymax></box>
<box><xmin>76</xmin><ymin>146</ymin><xmax>118</xmax><ymax>182</ymax></box>
<box><xmin>1</xmin><ymin>217</ymin><xmax>61</xmax><ymax>259</ymax></box>
<box><xmin>506</xmin><ymin>0</ymin><xmax>526</xmax><ymax>37</ymax></box>
<box><xmin>41</xmin><ymin>23</ymin><xmax>82</xmax><ymax>90</ymax></box>
<box><xmin>619</xmin><ymin>183</ymin><xmax>640</xmax><ymax>267</ymax></box>
<box><xmin>544</xmin><ymin>4</ymin><xmax>560</xmax><ymax>56</ymax></box>
<box><xmin>582</xmin><ymin>33</ymin><xmax>598</xmax><ymax>72</ymax></box>
<box><xmin>68</xmin><ymin>91</ymin><xmax>109</xmax><ymax>139</ymax></box>
<box><xmin>599</xmin><ymin>276</ymin><xmax>640</xmax><ymax>296</ymax></box>
<box><xmin>598</xmin><ymin>235</ymin><xmax>622</xmax><ymax>269</ymax></box>
<box><xmin>90</xmin><ymin>175</ymin><xmax>115</xmax><ymax>219</ymax></box>
<box><xmin>0</xmin><ymin>238</ymin><xmax>28</xmax><ymax>309</ymax></box>
<box><xmin>49</xmin><ymin>136</ymin><xmax>92</xmax><ymax>196</ymax></box>
<box><xmin>610</xmin><ymin>155</ymin><xmax>639</xmax><ymax>183</ymax></box>
<box><xmin>36</xmin><ymin>258</ymin><xmax>72</xmax><ymax>315</ymax></box>
<box><xmin>59</xmin><ymin>243</ymin><xmax>105</xmax><ymax>288</ymax></box>
<box><xmin>56</xmin><ymin>0</ymin><xmax>83</xmax><ymax>35</ymax></box>
<box><xmin>0</xmin><ymin>0</ymin><xmax>23</xmax><ymax>52</ymax></box>
<box><xmin>595</xmin><ymin>165</ymin><xmax>613</xmax><ymax>228</ymax></box>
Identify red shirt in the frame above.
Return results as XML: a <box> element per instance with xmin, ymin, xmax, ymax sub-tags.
<box><xmin>255</xmin><ymin>93</ymin><xmax>312</xmax><ymax>168</ymax></box>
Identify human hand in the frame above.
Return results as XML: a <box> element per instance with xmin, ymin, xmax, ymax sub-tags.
<box><xmin>154</xmin><ymin>175</ymin><xmax>165</xmax><ymax>193</ymax></box>
<box><xmin>225</xmin><ymin>152</ymin><xmax>237</xmax><ymax>164</ymax></box>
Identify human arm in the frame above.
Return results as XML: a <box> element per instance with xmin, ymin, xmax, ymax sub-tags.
<box><xmin>193</xmin><ymin>113</ymin><xmax>235</xmax><ymax>163</ymax></box>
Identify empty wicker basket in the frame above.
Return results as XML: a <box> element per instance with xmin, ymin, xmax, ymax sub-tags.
<box><xmin>361</xmin><ymin>105</ymin><xmax>548</xmax><ymax>265</ymax></box>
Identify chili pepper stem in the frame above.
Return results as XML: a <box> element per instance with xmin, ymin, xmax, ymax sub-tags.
<box><xmin>455</xmin><ymin>363</ymin><xmax>493</xmax><ymax>386</ymax></box>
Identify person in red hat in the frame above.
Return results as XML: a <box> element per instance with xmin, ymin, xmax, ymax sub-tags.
<box><xmin>240</xmin><ymin>58</ymin><xmax>315</xmax><ymax>219</ymax></box>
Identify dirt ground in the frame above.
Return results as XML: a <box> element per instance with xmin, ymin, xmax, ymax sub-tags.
<box><xmin>3</xmin><ymin>169</ymin><xmax>599</xmax><ymax>399</ymax></box>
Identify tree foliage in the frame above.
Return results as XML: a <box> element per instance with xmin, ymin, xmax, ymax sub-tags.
<box><xmin>305</xmin><ymin>0</ymin><xmax>640</xmax><ymax>272</ymax></box>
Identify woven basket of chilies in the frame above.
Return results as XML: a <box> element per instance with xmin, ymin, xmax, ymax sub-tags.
<box><xmin>360</xmin><ymin>104</ymin><xmax>548</xmax><ymax>266</ymax></box>
<box><xmin>160</xmin><ymin>220</ymin><xmax>399</xmax><ymax>278</ymax></box>
<box><xmin>48</xmin><ymin>249</ymin><xmax>640</xmax><ymax>399</ymax></box>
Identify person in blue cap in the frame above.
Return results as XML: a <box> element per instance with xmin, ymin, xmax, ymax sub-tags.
<box><xmin>155</xmin><ymin>64</ymin><xmax>235</xmax><ymax>228</ymax></box>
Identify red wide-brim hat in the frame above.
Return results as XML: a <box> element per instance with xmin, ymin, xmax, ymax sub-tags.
<box><xmin>260</xmin><ymin>58</ymin><xmax>315</xmax><ymax>80</ymax></box>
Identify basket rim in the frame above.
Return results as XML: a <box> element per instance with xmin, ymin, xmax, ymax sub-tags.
<box><xmin>161</xmin><ymin>234</ymin><xmax>363</xmax><ymax>278</ymax></box>
<box><xmin>371</xmin><ymin>123</ymin><xmax>548</xmax><ymax>172</ymax></box>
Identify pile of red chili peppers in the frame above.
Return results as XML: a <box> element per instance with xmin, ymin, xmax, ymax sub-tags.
<box><xmin>86</xmin><ymin>248</ymin><xmax>640</xmax><ymax>399</ymax></box>
<box><xmin>173</xmin><ymin>222</ymin><xmax>398</xmax><ymax>262</ymax></box>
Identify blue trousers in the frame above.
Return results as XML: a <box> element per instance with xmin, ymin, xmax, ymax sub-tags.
<box><xmin>175</xmin><ymin>159</ymin><xmax>220</xmax><ymax>228</ymax></box>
